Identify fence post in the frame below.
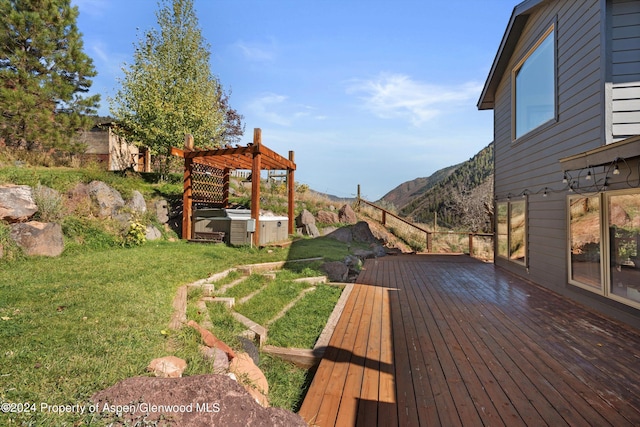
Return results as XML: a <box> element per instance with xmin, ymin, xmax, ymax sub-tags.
<box><xmin>382</xmin><ymin>210</ymin><xmax>386</xmax><ymax>225</ymax></box>
<box><xmin>469</xmin><ymin>233</ymin><xmax>474</xmax><ymax>257</ymax></box>
<box><xmin>426</xmin><ymin>232</ymin><xmax>432</xmax><ymax>253</ymax></box>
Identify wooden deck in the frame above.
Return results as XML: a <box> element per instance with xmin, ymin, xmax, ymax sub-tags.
<box><xmin>298</xmin><ymin>254</ymin><xmax>640</xmax><ymax>426</ymax></box>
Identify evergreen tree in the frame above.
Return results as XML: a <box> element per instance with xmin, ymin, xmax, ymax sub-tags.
<box><xmin>110</xmin><ymin>0</ymin><xmax>243</xmax><ymax>171</ymax></box>
<box><xmin>0</xmin><ymin>0</ymin><xmax>99</xmax><ymax>151</ymax></box>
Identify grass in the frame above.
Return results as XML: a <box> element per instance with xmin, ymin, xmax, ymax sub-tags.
<box><xmin>0</xmin><ymin>241</ymin><xmax>287</xmax><ymax>426</ymax></box>
<box><xmin>220</xmin><ymin>273</ymin><xmax>270</xmax><ymax>299</ymax></box>
<box><xmin>267</xmin><ymin>285</ymin><xmax>343</xmax><ymax>348</ymax></box>
<box><xmin>234</xmin><ymin>278</ymin><xmax>310</xmax><ymax>326</ymax></box>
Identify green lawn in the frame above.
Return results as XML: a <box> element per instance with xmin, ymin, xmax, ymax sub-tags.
<box><xmin>0</xmin><ymin>241</ymin><xmax>287</xmax><ymax>426</ymax></box>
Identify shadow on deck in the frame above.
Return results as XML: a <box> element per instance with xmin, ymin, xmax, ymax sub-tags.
<box><xmin>298</xmin><ymin>254</ymin><xmax>640</xmax><ymax>426</ymax></box>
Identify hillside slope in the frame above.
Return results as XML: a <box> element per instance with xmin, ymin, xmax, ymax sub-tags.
<box><xmin>377</xmin><ymin>164</ymin><xmax>459</xmax><ymax>208</ymax></box>
<box><xmin>381</xmin><ymin>142</ymin><xmax>493</xmax><ymax>229</ymax></box>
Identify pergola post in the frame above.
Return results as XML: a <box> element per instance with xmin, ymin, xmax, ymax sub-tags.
<box><xmin>251</xmin><ymin>128</ymin><xmax>262</xmax><ymax>246</ymax></box>
<box><xmin>182</xmin><ymin>134</ymin><xmax>195</xmax><ymax>240</ymax></box>
<box><xmin>287</xmin><ymin>150</ymin><xmax>295</xmax><ymax>235</ymax></box>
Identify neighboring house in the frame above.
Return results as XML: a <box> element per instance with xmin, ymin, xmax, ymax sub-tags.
<box><xmin>77</xmin><ymin>122</ymin><xmax>150</xmax><ymax>172</ymax></box>
<box><xmin>478</xmin><ymin>0</ymin><xmax>640</xmax><ymax>328</ymax></box>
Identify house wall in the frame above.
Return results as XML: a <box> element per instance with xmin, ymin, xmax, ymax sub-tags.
<box><xmin>611</xmin><ymin>0</ymin><xmax>640</xmax><ymax>140</ymax></box>
<box><xmin>493</xmin><ymin>0</ymin><xmax>640</xmax><ymax>327</ymax></box>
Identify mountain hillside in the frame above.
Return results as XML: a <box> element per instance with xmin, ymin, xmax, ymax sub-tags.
<box><xmin>377</xmin><ymin>164</ymin><xmax>459</xmax><ymax>209</ymax></box>
<box><xmin>380</xmin><ymin>142</ymin><xmax>494</xmax><ymax>229</ymax></box>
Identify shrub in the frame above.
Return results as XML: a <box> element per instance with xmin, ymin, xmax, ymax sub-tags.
<box><xmin>32</xmin><ymin>184</ymin><xmax>65</xmax><ymax>223</ymax></box>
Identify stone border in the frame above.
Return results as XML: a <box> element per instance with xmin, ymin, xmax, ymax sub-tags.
<box><xmin>168</xmin><ymin>258</ymin><xmax>351</xmax><ymax>371</ymax></box>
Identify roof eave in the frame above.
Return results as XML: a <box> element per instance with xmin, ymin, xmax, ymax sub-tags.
<box><xmin>477</xmin><ymin>0</ymin><xmax>546</xmax><ymax>110</ymax></box>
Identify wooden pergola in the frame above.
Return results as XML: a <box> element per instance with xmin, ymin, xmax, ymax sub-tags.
<box><xmin>171</xmin><ymin>128</ymin><xmax>296</xmax><ymax>246</ymax></box>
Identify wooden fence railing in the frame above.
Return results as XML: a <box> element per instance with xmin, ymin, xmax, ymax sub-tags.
<box><xmin>355</xmin><ymin>186</ymin><xmax>494</xmax><ymax>259</ymax></box>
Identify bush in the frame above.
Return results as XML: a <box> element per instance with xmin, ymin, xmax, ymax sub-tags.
<box><xmin>32</xmin><ymin>184</ymin><xmax>65</xmax><ymax>223</ymax></box>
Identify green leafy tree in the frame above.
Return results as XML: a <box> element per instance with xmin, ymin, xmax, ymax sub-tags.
<box><xmin>0</xmin><ymin>0</ymin><xmax>99</xmax><ymax>151</ymax></box>
<box><xmin>111</xmin><ymin>0</ymin><xmax>243</xmax><ymax>172</ymax></box>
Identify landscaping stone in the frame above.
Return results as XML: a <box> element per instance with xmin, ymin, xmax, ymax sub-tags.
<box><xmin>238</xmin><ymin>336</ymin><xmax>260</xmax><ymax>365</ymax></box>
<box><xmin>295</xmin><ymin>209</ymin><xmax>315</xmax><ymax>228</ymax></box>
<box><xmin>145</xmin><ymin>224</ymin><xmax>162</xmax><ymax>241</ymax></box>
<box><xmin>154</xmin><ymin>199</ymin><xmax>169</xmax><ymax>223</ymax></box>
<box><xmin>147</xmin><ymin>356</ymin><xmax>187</xmax><ymax>378</ymax></box>
<box><xmin>229</xmin><ymin>352</ymin><xmax>269</xmax><ymax>407</ymax></box>
<box><xmin>187</xmin><ymin>320</ymin><xmax>236</xmax><ymax>360</ymax></box>
<box><xmin>10</xmin><ymin>221</ymin><xmax>64</xmax><ymax>257</ymax></box>
<box><xmin>91</xmin><ymin>374</ymin><xmax>306</xmax><ymax>426</ymax></box>
<box><xmin>352</xmin><ymin>220</ymin><xmax>378</xmax><ymax>243</ymax></box>
<box><xmin>88</xmin><ymin>180</ymin><xmax>124</xmax><ymax>218</ymax></box>
<box><xmin>316</xmin><ymin>210</ymin><xmax>339</xmax><ymax>224</ymax></box>
<box><xmin>0</xmin><ymin>184</ymin><xmax>37</xmax><ymax>222</ymax></box>
<box><xmin>295</xmin><ymin>209</ymin><xmax>320</xmax><ymax>237</ymax></box>
<box><xmin>338</xmin><ymin>204</ymin><xmax>357</xmax><ymax>224</ymax></box>
<box><xmin>326</xmin><ymin>226</ymin><xmax>352</xmax><ymax>243</ymax></box>
<box><xmin>127</xmin><ymin>190</ymin><xmax>147</xmax><ymax>214</ymax></box>
<box><xmin>322</xmin><ymin>261</ymin><xmax>349</xmax><ymax>282</ymax></box>
<box><xmin>199</xmin><ymin>345</ymin><xmax>230</xmax><ymax>373</ymax></box>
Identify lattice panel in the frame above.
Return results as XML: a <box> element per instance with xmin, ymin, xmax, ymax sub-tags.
<box><xmin>192</xmin><ymin>163</ymin><xmax>224</xmax><ymax>204</ymax></box>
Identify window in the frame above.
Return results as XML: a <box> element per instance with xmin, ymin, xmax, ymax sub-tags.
<box><xmin>567</xmin><ymin>190</ymin><xmax>640</xmax><ymax>308</ymax></box>
<box><xmin>608</xmin><ymin>192</ymin><xmax>640</xmax><ymax>305</ymax></box>
<box><xmin>568</xmin><ymin>196</ymin><xmax>602</xmax><ymax>290</ymax></box>
<box><xmin>509</xmin><ymin>200</ymin><xmax>526</xmax><ymax>264</ymax></box>
<box><xmin>496</xmin><ymin>200</ymin><xmax>527</xmax><ymax>265</ymax></box>
<box><xmin>497</xmin><ymin>202</ymin><xmax>508</xmax><ymax>258</ymax></box>
<box><xmin>513</xmin><ymin>26</ymin><xmax>555</xmax><ymax>139</ymax></box>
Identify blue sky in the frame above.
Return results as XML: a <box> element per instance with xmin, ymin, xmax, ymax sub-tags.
<box><xmin>72</xmin><ymin>0</ymin><xmax>516</xmax><ymax>201</ymax></box>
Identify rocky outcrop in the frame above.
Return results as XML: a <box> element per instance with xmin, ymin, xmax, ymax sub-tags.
<box><xmin>10</xmin><ymin>221</ymin><xmax>64</xmax><ymax>257</ymax></box>
<box><xmin>0</xmin><ymin>185</ymin><xmax>37</xmax><ymax>222</ymax></box>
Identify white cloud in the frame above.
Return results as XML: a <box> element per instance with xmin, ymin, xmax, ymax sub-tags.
<box><xmin>233</xmin><ymin>39</ymin><xmax>277</xmax><ymax>62</ymax></box>
<box><xmin>246</xmin><ymin>94</ymin><xmax>324</xmax><ymax>127</ymax></box>
<box><xmin>347</xmin><ymin>73</ymin><xmax>482</xmax><ymax>126</ymax></box>
<box><xmin>71</xmin><ymin>0</ymin><xmax>109</xmax><ymax>17</ymax></box>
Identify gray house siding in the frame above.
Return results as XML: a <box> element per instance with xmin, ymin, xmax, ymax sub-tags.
<box><xmin>611</xmin><ymin>0</ymin><xmax>640</xmax><ymax>140</ymax></box>
<box><xmin>493</xmin><ymin>0</ymin><xmax>604</xmax><ymax>292</ymax></box>
<box><xmin>488</xmin><ymin>0</ymin><xmax>640</xmax><ymax>328</ymax></box>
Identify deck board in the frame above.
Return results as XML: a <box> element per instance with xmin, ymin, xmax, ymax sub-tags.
<box><xmin>297</xmin><ymin>254</ymin><xmax>640</xmax><ymax>426</ymax></box>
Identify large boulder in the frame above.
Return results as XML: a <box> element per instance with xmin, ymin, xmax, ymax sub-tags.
<box><xmin>88</xmin><ymin>181</ymin><xmax>124</xmax><ymax>218</ymax></box>
<box><xmin>322</xmin><ymin>261</ymin><xmax>349</xmax><ymax>282</ymax></box>
<box><xmin>295</xmin><ymin>209</ymin><xmax>315</xmax><ymax>228</ymax></box>
<box><xmin>229</xmin><ymin>353</ymin><xmax>269</xmax><ymax>408</ymax></box>
<box><xmin>10</xmin><ymin>221</ymin><xmax>64</xmax><ymax>257</ymax></box>
<box><xmin>154</xmin><ymin>199</ymin><xmax>170</xmax><ymax>224</ymax></box>
<box><xmin>295</xmin><ymin>209</ymin><xmax>319</xmax><ymax>237</ymax></box>
<box><xmin>91</xmin><ymin>374</ymin><xmax>306</xmax><ymax>426</ymax></box>
<box><xmin>0</xmin><ymin>185</ymin><xmax>37</xmax><ymax>223</ymax></box>
<box><xmin>352</xmin><ymin>221</ymin><xmax>379</xmax><ymax>244</ymax></box>
<box><xmin>316</xmin><ymin>210</ymin><xmax>339</xmax><ymax>224</ymax></box>
<box><xmin>127</xmin><ymin>190</ymin><xmax>147</xmax><ymax>215</ymax></box>
<box><xmin>338</xmin><ymin>204</ymin><xmax>357</xmax><ymax>224</ymax></box>
<box><xmin>325</xmin><ymin>227</ymin><xmax>353</xmax><ymax>243</ymax></box>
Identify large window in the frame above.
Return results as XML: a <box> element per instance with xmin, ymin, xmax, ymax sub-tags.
<box><xmin>496</xmin><ymin>200</ymin><xmax>527</xmax><ymax>265</ymax></box>
<box><xmin>567</xmin><ymin>190</ymin><xmax>640</xmax><ymax>308</ymax></box>
<box><xmin>569</xmin><ymin>196</ymin><xmax>602</xmax><ymax>290</ymax></box>
<box><xmin>513</xmin><ymin>26</ymin><xmax>556</xmax><ymax>139</ymax></box>
<box><xmin>608</xmin><ymin>192</ymin><xmax>640</xmax><ymax>305</ymax></box>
